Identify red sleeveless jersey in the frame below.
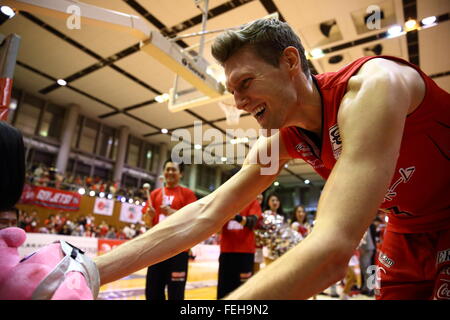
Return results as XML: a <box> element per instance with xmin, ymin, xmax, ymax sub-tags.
<box><xmin>281</xmin><ymin>55</ymin><xmax>450</xmax><ymax>234</ymax></box>
<box><xmin>150</xmin><ymin>185</ymin><xmax>197</xmax><ymax>226</ymax></box>
<box><xmin>220</xmin><ymin>199</ymin><xmax>262</xmax><ymax>253</ymax></box>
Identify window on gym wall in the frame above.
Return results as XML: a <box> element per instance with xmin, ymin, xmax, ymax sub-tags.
<box><xmin>122</xmin><ymin>174</ymin><xmax>138</xmax><ymax>189</ymax></box>
<box><xmin>32</xmin><ymin>149</ymin><xmax>56</xmax><ymax>169</ymax></box>
<box><xmin>98</xmin><ymin>125</ymin><xmax>116</xmax><ymax>159</ymax></box>
<box><xmin>74</xmin><ymin>161</ymin><xmax>92</xmax><ymax>180</ymax></box>
<box><xmin>197</xmin><ymin>165</ymin><xmax>216</xmax><ymax>191</ymax></box>
<box><xmin>39</xmin><ymin>103</ymin><xmax>65</xmax><ymax>139</ymax></box>
<box><xmin>79</xmin><ymin>118</ymin><xmax>99</xmax><ymax>154</ymax></box>
<box><xmin>181</xmin><ymin>164</ymin><xmax>191</xmax><ymax>186</ymax></box>
<box><xmin>93</xmin><ymin>165</ymin><xmax>111</xmax><ymax>182</ymax></box>
<box><xmin>14</xmin><ymin>94</ymin><xmax>43</xmax><ymax>136</ymax></box>
<box><xmin>141</xmin><ymin>142</ymin><xmax>154</xmax><ymax>172</ymax></box>
<box><xmin>127</xmin><ymin>136</ymin><xmax>141</xmax><ymax>168</ymax></box>
<box><xmin>71</xmin><ymin>115</ymin><xmax>82</xmax><ymax>149</ymax></box>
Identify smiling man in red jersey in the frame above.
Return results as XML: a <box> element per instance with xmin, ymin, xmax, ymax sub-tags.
<box><xmin>94</xmin><ymin>19</ymin><xmax>449</xmax><ymax>300</ymax></box>
<box><xmin>143</xmin><ymin>159</ymin><xmax>197</xmax><ymax>300</ymax></box>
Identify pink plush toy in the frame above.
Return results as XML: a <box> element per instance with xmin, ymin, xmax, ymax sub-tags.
<box><xmin>0</xmin><ymin>227</ymin><xmax>99</xmax><ymax>300</ymax></box>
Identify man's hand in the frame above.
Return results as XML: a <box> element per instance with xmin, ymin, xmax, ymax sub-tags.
<box><xmin>143</xmin><ymin>206</ymin><xmax>156</xmax><ymax>217</ymax></box>
<box><xmin>142</xmin><ymin>206</ymin><xmax>156</xmax><ymax>227</ymax></box>
<box><xmin>160</xmin><ymin>205</ymin><xmax>176</xmax><ymax>216</ymax></box>
<box><xmin>233</xmin><ymin>214</ymin><xmax>246</xmax><ymax>225</ymax></box>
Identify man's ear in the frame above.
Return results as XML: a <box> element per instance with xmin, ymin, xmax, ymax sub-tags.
<box><xmin>281</xmin><ymin>46</ymin><xmax>301</xmax><ymax>73</ymax></box>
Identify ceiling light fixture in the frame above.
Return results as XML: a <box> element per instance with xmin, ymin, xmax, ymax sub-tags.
<box><xmin>364</xmin><ymin>44</ymin><xmax>383</xmax><ymax>56</ymax></box>
<box><xmin>0</xmin><ymin>6</ymin><xmax>15</xmax><ymax>25</ymax></box>
<box><xmin>328</xmin><ymin>54</ymin><xmax>343</xmax><ymax>64</ymax></box>
<box><xmin>404</xmin><ymin>19</ymin><xmax>418</xmax><ymax>31</ymax></box>
<box><xmin>310</xmin><ymin>48</ymin><xmax>325</xmax><ymax>59</ymax></box>
<box><xmin>421</xmin><ymin>16</ymin><xmax>437</xmax><ymax>27</ymax></box>
<box><xmin>155</xmin><ymin>93</ymin><xmax>170</xmax><ymax>103</ymax></box>
<box><xmin>319</xmin><ymin>20</ymin><xmax>337</xmax><ymax>38</ymax></box>
<box><xmin>387</xmin><ymin>25</ymin><xmax>403</xmax><ymax>38</ymax></box>
<box><xmin>57</xmin><ymin>79</ymin><xmax>67</xmax><ymax>86</ymax></box>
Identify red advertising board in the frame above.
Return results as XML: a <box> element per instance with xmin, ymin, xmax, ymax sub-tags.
<box><xmin>20</xmin><ymin>184</ymin><xmax>81</xmax><ymax>211</ymax></box>
<box><xmin>97</xmin><ymin>239</ymin><xmax>127</xmax><ymax>255</ymax></box>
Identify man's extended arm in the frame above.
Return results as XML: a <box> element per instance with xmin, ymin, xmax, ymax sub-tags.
<box><xmin>94</xmin><ymin>134</ymin><xmax>286</xmax><ymax>285</ymax></box>
<box><xmin>226</xmin><ymin>58</ymin><xmax>425</xmax><ymax>299</ymax></box>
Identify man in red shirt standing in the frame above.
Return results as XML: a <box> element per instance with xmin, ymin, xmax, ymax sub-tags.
<box><xmin>217</xmin><ymin>197</ymin><xmax>262</xmax><ymax>299</ymax></box>
<box><xmin>143</xmin><ymin>160</ymin><xmax>197</xmax><ymax>300</ymax></box>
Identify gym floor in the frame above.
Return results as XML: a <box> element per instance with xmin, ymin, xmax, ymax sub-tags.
<box><xmin>98</xmin><ymin>260</ymin><xmax>374</xmax><ymax>300</ymax></box>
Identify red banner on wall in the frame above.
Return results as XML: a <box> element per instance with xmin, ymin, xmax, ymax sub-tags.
<box><xmin>20</xmin><ymin>184</ymin><xmax>81</xmax><ymax>211</ymax></box>
<box><xmin>97</xmin><ymin>239</ymin><xmax>127</xmax><ymax>255</ymax></box>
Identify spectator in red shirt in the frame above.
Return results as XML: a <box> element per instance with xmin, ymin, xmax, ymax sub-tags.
<box><xmin>98</xmin><ymin>220</ymin><xmax>109</xmax><ymax>238</ymax></box>
<box><xmin>144</xmin><ymin>159</ymin><xmax>197</xmax><ymax>300</ymax></box>
<box><xmin>217</xmin><ymin>198</ymin><xmax>262</xmax><ymax>299</ymax></box>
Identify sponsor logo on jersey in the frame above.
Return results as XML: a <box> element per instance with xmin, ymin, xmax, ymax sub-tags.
<box><xmin>436</xmin><ymin>279</ymin><xmax>450</xmax><ymax>300</ymax></box>
<box><xmin>295</xmin><ymin>143</ymin><xmax>309</xmax><ymax>153</ymax></box>
<box><xmin>384</xmin><ymin>166</ymin><xmax>416</xmax><ymax>202</ymax></box>
<box><xmin>227</xmin><ymin>220</ymin><xmax>244</xmax><ymax>230</ymax></box>
<box><xmin>162</xmin><ymin>195</ymin><xmax>175</xmax><ymax>206</ymax></box>
<box><xmin>437</xmin><ymin>249</ymin><xmax>450</xmax><ymax>265</ymax></box>
<box><xmin>378</xmin><ymin>251</ymin><xmax>394</xmax><ymax>268</ymax></box>
<box><xmin>328</xmin><ymin>124</ymin><xmax>342</xmax><ymax>160</ymax></box>
<box><xmin>295</xmin><ymin>143</ymin><xmax>324</xmax><ymax>168</ymax></box>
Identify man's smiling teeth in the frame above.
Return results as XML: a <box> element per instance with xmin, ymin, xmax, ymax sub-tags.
<box><xmin>252</xmin><ymin>104</ymin><xmax>266</xmax><ymax>117</ymax></box>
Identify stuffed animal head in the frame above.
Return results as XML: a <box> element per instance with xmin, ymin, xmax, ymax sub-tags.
<box><xmin>0</xmin><ymin>227</ymin><xmax>99</xmax><ymax>300</ymax></box>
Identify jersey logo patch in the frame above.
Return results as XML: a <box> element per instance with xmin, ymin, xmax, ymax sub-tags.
<box><xmin>384</xmin><ymin>166</ymin><xmax>416</xmax><ymax>202</ymax></box>
<box><xmin>163</xmin><ymin>195</ymin><xmax>175</xmax><ymax>206</ymax></box>
<box><xmin>385</xmin><ymin>206</ymin><xmax>413</xmax><ymax>217</ymax></box>
<box><xmin>378</xmin><ymin>251</ymin><xmax>395</xmax><ymax>268</ymax></box>
<box><xmin>227</xmin><ymin>220</ymin><xmax>244</xmax><ymax>230</ymax></box>
<box><xmin>295</xmin><ymin>143</ymin><xmax>310</xmax><ymax>152</ymax></box>
<box><xmin>328</xmin><ymin>124</ymin><xmax>342</xmax><ymax>160</ymax></box>
<box><xmin>437</xmin><ymin>249</ymin><xmax>450</xmax><ymax>265</ymax></box>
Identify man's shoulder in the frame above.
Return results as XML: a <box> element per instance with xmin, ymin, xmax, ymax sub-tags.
<box><xmin>318</xmin><ymin>55</ymin><xmax>414</xmax><ymax>89</ymax></box>
<box><xmin>150</xmin><ymin>188</ymin><xmax>161</xmax><ymax>196</ymax></box>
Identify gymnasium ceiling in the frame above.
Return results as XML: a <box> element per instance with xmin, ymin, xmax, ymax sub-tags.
<box><xmin>0</xmin><ymin>0</ymin><xmax>449</xmax><ymax>187</ymax></box>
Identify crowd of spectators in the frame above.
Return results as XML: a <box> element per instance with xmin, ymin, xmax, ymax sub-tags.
<box><xmin>18</xmin><ymin>209</ymin><xmax>147</xmax><ymax>240</ymax></box>
<box><xmin>26</xmin><ymin>163</ymin><xmax>149</xmax><ymax>202</ymax></box>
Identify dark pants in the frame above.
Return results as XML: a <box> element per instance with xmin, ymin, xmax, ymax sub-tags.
<box><xmin>217</xmin><ymin>252</ymin><xmax>254</xmax><ymax>299</ymax></box>
<box><xmin>145</xmin><ymin>251</ymin><xmax>189</xmax><ymax>300</ymax></box>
